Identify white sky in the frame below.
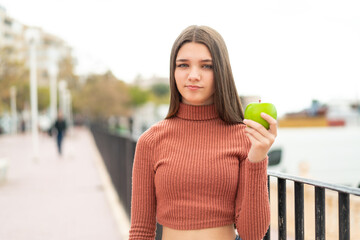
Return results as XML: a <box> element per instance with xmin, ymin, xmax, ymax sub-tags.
<box><xmin>1</xmin><ymin>0</ymin><xmax>359</xmax><ymax>117</ymax></box>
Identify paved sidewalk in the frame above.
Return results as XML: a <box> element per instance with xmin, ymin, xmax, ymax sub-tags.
<box><xmin>0</xmin><ymin>127</ymin><xmax>128</xmax><ymax>240</ymax></box>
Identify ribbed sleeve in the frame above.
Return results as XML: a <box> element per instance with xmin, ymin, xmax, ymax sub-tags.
<box><xmin>129</xmin><ymin>131</ymin><xmax>157</xmax><ymax>240</ymax></box>
<box><xmin>235</xmin><ymin>157</ymin><xmax>270</xmax><ymax>240</ymax></box>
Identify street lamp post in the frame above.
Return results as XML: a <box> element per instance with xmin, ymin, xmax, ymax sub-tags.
<box><xmin>67</xmin><ymin>90</ymin><xmax>73</xmax><ymax>128</ymax></box>
<box><xmin>10</xmin><ymin>86</ymin><xmax>17</xmax><ymax>134</ymax></box>
<box><xmin>30</xmin><ymin>38</ymin><xmax>39</xmax><ymax>161</ymax></box>
<box><xmin>58</xmin><ymin>80</ymin><xmax>67</xmax><ymax>115</ymax></box>
<box><xmin>49</xmin><ymin>64</ymin><xmax>58</xmax><ymax>124</ymax></box>
<box><xmin>49</xmin><ymin>47</ymin><xmax>59</xmax><ymax>124</ymax></box>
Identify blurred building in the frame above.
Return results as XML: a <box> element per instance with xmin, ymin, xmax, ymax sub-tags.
<box><xmin>278</xmin><ymin>99</ymin><xmax>360</xmax><ymax>127</ymax></box>
<box><xmin>0</xmin><ymin>5</ymin><xmax>72</xmax><ymax>86</ymax></box>
<box><xmin>1</xmin><ymin>5</ymin><xmax>73</xmax><ymax>134</ymax></box>
<box><xmin>326</xmin><ymin>99</ymin><xmax>360</xmax><ymax>127</ymax></box>
<box><xmin>0</xmin><ymin>5</ymin><xmax>26</xmax><ymax>61</ymax></box>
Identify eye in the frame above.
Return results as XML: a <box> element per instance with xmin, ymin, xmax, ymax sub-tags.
<box><xmin>176</xmin><ymin>63</ymin><xmax>188</xmax><ymax>68</ymax></box>
<box><xmin>202</xmin><ymin>64</ymin><xmax>213</xmax><ymax>69</ymax></box>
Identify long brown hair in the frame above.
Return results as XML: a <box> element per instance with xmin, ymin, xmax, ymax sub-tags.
<box><xmin>165</xmin><ymin>25</ymin><xmax>244</xmax><ymax>124</ymax></box>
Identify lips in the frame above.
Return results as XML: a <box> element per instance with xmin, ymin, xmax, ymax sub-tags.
<box><xmin>186</xmin><ymin>85</ymin><xmax>202</xmax><ymax>90</ymax></box>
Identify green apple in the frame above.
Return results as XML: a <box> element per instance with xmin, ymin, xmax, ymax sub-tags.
<box><xmin>244</xmin><ymin>101</ymin><xmax>277</xmax><ymax>129</ymax></box>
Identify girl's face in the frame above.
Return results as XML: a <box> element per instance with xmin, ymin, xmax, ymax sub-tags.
<box><xmin>175</xmin><ymin>42</ymin><xmax>215</xmax><ymax>106</ymax></box>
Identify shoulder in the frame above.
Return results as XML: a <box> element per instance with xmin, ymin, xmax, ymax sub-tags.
<box><xmin>146</xmin><ymin>118</ymin><xmax>176</xmax><ymax>134</ymax></box>
<box><xmin>137</xmin><ymin>127</ymin><xmax>155</xmax><ymax>148</ymax></box>
<box><xmin>137</xmin><ymin>119</ymin><xmax>171</xmax><ymax>146</ymax></box>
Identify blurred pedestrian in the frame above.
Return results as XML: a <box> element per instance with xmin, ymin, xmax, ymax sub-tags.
<box><xmin>21</xmin><ymin>119</ymin><xmax>26</xmax><ymax>133</ymax></box>
<box><xmin>129</xmin><ymin>25</ymin><xmax>278</xmax><ymax>240</ymax></box>
<box><xmin>53</xmin><ymin>111</ymin><xmax>67</xmax><ymax>155</ymax></box>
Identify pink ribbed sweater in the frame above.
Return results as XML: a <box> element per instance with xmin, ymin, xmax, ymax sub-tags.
<box><xmin>129</xmin><ymin>103</ymin><xmax>270</xmax><ymax>240</ymax></box>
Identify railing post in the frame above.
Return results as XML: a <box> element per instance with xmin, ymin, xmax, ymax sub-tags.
<box><xmin>294</xmin><ymin>182</ymin><xmax>304</xmax><ymax>240</ymax></box>
<box><xmin>278</xmin><ymin>178</ymin><xmax>286</xmax><ymax>240</ymax></box>
<box><xmin>338</xmin><ymin>192</ymin><xmax>350</xmax><ymax>240</ymax></box>
<box><xmin>315</xmin><ymin>187</ymin><xmax>325</xmax><ymax>240</ymax></box>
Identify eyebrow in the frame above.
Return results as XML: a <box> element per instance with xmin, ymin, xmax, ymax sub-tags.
<box><xmin>176</xmin><ymin>58</ymin><xmax>213</xmax><ymax>62</ymax></box>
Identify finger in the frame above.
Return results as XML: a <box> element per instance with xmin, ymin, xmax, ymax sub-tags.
<box><xmin>245</xmin><ymin>130</ymin><xmax>260</xmax><ymax>144</ymax></box>
<box><xmin>260</xmin><ymin>112</ymin><xmax>278</xmax><ymax>136</ymax></box>
<box><xmin>245</xmin><ymin>121</ymin><xmax>276</xmax><ymax>146</ymax></box>
<box><xmin>244</xmin><ymin>119</ymin><xmax>270</xmax><ymax>137</ymax></box>
<box><xmin>245</xmin><ymin>130</ymin><xmax>272</xmax><ymax>152</ymax></box>
<box><xmin>245</xmin><ymin>125</ymin><xmax>266</xmax><ymax>143</ymax></box>
<box><xmin>243</xmin><ymin>119</ymin><xmax>264</xmax><ymax>130</ymax></box>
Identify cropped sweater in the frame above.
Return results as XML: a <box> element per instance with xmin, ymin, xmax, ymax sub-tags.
<box><xmin>129</xmin><ymin>103</ymin><xmax>270</xmax><ymax>240</ymax></box>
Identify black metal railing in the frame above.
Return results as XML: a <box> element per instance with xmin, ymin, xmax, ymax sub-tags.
<box><xmin>90</xmin><ymin>125</ymin><xmax>360</xmax><ymax>240</ymax></box>
<box><xmin>90</xmin><ymin>124</ymin><xmax>164</xmax><ymax>239</ymax></box>
<box><xmin>265</xmin><ymin>171</ymin><xmax>360</xmax><ymax>240</ymax></box>
<box><xmin>90</xmin><ymin>124</ymin><xmax>136</xmax><ymax>218</ymax></box>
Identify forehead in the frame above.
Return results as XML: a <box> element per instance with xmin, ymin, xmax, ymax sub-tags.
<box><xmin>176</xmin><ymin>42</ymin><xmax>212</xmax><ymax>59</ymax></box>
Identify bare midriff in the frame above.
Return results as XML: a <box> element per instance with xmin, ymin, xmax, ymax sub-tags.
<box><xmin>162</xmin><ymin>224</ymin><xmax>236</xmax><ymax>240</ymax></box>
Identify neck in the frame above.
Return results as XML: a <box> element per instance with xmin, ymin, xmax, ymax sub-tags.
<box><xmin>176</xmin><ymin>102</ymin><xmax>219</xmax><ymax>121</ymax></box>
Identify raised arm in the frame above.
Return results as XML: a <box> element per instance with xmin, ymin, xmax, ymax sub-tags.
<box><xmin>234</xmin><ymin>112</ymin><xmax>277</xmax><ymax>239</ymax></box>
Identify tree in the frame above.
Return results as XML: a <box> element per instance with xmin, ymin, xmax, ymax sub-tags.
<box><xmin>149</xmin><ymin>83</ymin><xmax>170</xmax><ymax>105</ymax></box>
<box><xmin>74</xmin><ymin>71</ymin><xmax>132</xmax><ymax>120</ymax></box>
<box><xmin>151</xmin><ymin>83</ymin><xmax>169</xmax><ymax>98</ymax></box>
<box><xmin>58</xmin><ymin>54</ymin><xmax>79</xmax><ymax>90</ymax></box>
<box><xmin>37</xmin><ymin>86</ymin><xmax>50</xmax><ymax>111</ymax></box>
<box><xmin>129</xmin><ymin>86</ymin><xmax>150</xmax><ymax>107</ymax></box>
<box><xmin>0</xmin><ymin>47</ymin><xmax>30</xmax><ymax>113</ymax></box>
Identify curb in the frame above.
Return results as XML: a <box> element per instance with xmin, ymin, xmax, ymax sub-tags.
<box><xmin>89</xmin><ymin>130</ymin><xmax>130</xmax><ymax>240</ymax></box>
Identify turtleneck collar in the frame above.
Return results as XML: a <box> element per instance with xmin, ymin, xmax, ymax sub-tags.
<box><xmin>176</xmin><ymin>102</ymin><xmax>219</xmax><ymax>121</ymax></box>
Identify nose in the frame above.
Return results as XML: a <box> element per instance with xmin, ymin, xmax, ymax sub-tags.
<box><xmin>188</xmin><ymin>67</ymin><xmax>200</xmax><ymax>81</ymax></box>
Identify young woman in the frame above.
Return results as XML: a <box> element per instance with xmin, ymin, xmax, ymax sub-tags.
<box><xmin>129</xmin><ymin>25</ymin><xmax>277</xmax><ymax>240</ymax></box>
